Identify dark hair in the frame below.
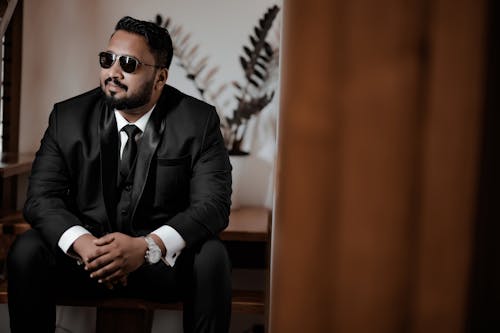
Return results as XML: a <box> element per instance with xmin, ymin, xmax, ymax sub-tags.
<box><xmin>114</xmin><ymin>16</ymin><xmax>173</xmax><ymax>69</ymax></box>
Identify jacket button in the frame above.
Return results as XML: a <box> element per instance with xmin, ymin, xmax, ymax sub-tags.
<box><xmin>125</xmin><ymin>185</ymin><xmax>132</xmax><ymax>191</ymax></box>
<box><xmin>121</xmin><ymin>209</ymin><xmax>128</xmax><ymax>215</ymax></box>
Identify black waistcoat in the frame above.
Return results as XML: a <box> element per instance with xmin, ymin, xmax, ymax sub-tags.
<box><xmin>115</xmin><ymin>159</ymin><xmax>137</xmax><ymax>234</ymax></box>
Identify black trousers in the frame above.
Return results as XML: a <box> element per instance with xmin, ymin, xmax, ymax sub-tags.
<box><xmin>7</xmin><ymin>229</ymin><xmax>232</xmax><ymax>333</ymax></box>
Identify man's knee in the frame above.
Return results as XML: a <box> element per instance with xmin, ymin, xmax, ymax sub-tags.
<box><xmin>193</xmin><ymin>238</ymin><xmax>231</xmax><ymax>280</ymax></box>
<box><xmin>7</xmin><ymin>229</ymin><xmax>52</xmax><ymax>275</ymax></box>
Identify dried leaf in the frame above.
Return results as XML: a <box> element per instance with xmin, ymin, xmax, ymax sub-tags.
<box><xmin>243</xmin><ymin>46</ymin><xmax>253</xmax><ymax>59</ymax></box>
<box><xmin>258</xmin><ymin>54</ymin><xmax>271</xmax><ymax>62</ymax></box>
<box><xmin>232</xmin><ymin>81</ymin><xmax>242</xmax><ymax>90</ymax></box>
<box><xmin>253</xmin><ymin>68</ymin><xmax>265</xmax><ymax>80</ymax></box>
<box><xmin>249</xmin><ymin>78</ymin><xmax>259</xmax><ymax>87</ymax></box>
<box><xmin>254</xmin><ymin>26</ymin><xmax>263</xmax><ymax>39</ymax></box>
<box><xmin>264</xmin><ymin>42</ymin><xmax>273</xmax><ymax>57</ymax></box>
<box><xmin>180</xmin><ymin>33</ymin><xmax>191</xmax><ymax>46</ymax></box>
<box><xmin>239</xmin><ymin>56</ymin><xmax>248</xmax><ymax>70</ymax></box>
<box><xmin>170</xmin><ymin>26</ymin><xmax>179</xmax><ymax>38</ymax></box>
<box><xmin>193</xmin><ymin>64</ymin><xmax>206</xmax><ymax>78</ymax></box>
<box><xmin>193</xmin><ymin>56</ymin><xmax>209</xmax><ymax>73</ymax></box>
<box><xmin>156</xmin><ymin>15</ymin><xmax>162</xmax><ymax>26</ymax></box>
<box><xmin>175</xmin><ymin>26</ymin><xmax>184</xmax><ymax>37</ymax></box>
<box><xmin>186</xmin><ymin>45</ymin><xmax>199</xmax><ymax>62</ymax></box>
<box><xmin>213</xmin><ymin>83</ymin><xmax>227</xmax><ymax>99</ymax></box>
<box><xmin>202</xmin><ymin>66</ymin><xmax>219</xmax><ymax>86</ymax></box>
<box><xmin>255</xmin><ymin>60</ymin><xmax>267</xmax><ymax>71</ymax></box>
<box><xmin>250</xmin><ymin>35</ymin><xmax>257</xmax><ymax>46</ymax></box>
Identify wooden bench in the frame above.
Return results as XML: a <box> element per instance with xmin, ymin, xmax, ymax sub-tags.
<box><xmin>0</xmin><ymin>277</ymin><xmax>265</xmax><ymax>331</ymax></box>
<box><xmin>0</xmin><ymin>206</ymin><xmax>270</xmax><ymax>332</ymax></box>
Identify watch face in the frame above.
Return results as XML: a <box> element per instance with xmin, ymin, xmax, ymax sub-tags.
<box><xmin>147</xmin><ymin>248</ymin><xmax>161</xmax><ymax>264</ymax></box>
<box><xmin>145</xmin><ymin>236</ymin><xmax>162</xmax><ymax>264</ymax></box>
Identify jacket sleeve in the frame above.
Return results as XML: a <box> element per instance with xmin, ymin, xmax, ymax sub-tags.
<box><xmin>166</xmin><ymin>108</ymin><xmax>232</xmax><ymax>247</ymax></box>
<box><xmin>23</xmin><ymin>107</ymin><xmax>82</xmax><ymax>250</ymax></box>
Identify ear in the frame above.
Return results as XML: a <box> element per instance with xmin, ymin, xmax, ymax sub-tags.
<box><xmin>156</xmin><ymin>68</ymin><xmax>168</xmax><ymax>88</ymax></box>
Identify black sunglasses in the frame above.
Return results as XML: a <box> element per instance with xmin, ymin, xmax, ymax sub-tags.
<box><xmin>98</xmin><ymin>51</ymin><xmax>162</xmax><ymax>73</ymax></box>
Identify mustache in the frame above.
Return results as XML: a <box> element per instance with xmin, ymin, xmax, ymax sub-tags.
<box><xmin>105</xmin><ymin>77</ymin><xmax>128</xmax><ymax>91</ymax></box>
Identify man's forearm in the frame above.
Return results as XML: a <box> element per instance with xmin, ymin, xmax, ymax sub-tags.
<box><xmin>150</xmin><ymin>225</ymin><xmax>186</xmax><ymax>266</ymax></box>
<box><xmin>58</xmin><ymin>225</ymin><xmax>91</xmax><ymax>255</ymax></box>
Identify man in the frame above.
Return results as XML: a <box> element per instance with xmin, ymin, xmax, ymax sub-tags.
<box><xmin>7</xmin><ymin>16</ymin><xmax>232</xmax><ymax>333</ymax></box>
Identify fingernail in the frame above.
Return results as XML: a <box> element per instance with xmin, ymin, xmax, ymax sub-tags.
<box><xmin>90</xmin><ymin>274</ymin><xmax>94</xmax><ymax>278</ymax></box>
<box><xmin>98</xmin><ymin>279</ymin><xmax>102</xmax><ymax>283</ymax></box>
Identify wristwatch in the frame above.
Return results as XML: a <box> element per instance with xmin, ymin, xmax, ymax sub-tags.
<box><xmin>144</xmin><ymin>236</ymin><xmax>162</xmax><ymax>264</ymax></box>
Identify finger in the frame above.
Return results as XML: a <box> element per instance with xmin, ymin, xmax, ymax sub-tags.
<box><xmin>86</xmin><ymin>254</ymin><xmax>114</xmax><ymax>273</ymax></box>
<box><xmin>102</xmin><ymin>269</ymin><xmax>126</xmax><ymax>284</ymax></box>
<box><xmin>92</xmin><ymin>262</ymin><xmax>120</xmax><ymax>282</ymax></box>
<box><xmin>120</xmin><ymin>275</ymin><xmax>128</xmax><ymax>287</ymax></box>
<box><xmin>85</xmin><ymin>246</ymin><xmax>110</xmax><ymax>265</ymax></box>
<box><xmin>94</xmin><ymin>234</ymin><xmax>115</xmax><ymax>246</ymax></box>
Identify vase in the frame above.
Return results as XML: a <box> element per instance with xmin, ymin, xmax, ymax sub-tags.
<box><xmin>229</xmin><ymin>155</ymin><xmax>274</xmax><ymax>210</ymax></box>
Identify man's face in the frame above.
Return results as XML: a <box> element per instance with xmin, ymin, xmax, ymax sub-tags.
<box><xmin>99</xmin><ymin>30</ymin><xmax>157</xmax><ymax>111</ymax></box>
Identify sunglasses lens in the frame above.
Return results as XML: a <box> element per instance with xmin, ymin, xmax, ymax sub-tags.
<box><xmin>119</xmin><ymin>56</ymin><xmax>138</xmax><ymax>73</ymax></box>
<box><xmin>99</xmin><ymin>52</ymin><xmax>114</xmax><ymax>69</ymax></box>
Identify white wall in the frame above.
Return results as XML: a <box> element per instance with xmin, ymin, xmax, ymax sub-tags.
<box><xmin>20</xmin><ymin>0</ymin><xmax>100</xmax><ymax>152</ymax></box>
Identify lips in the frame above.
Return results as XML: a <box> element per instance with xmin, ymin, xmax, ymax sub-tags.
<box><xmin>105</xmin><ymin>78</ymin><xmax>128</xmax><ymax>91</ymax></box>
<box><xmin>108</xmin><ymin>83</ymin><xmax>124</xmax><ymax>92</ymax></box>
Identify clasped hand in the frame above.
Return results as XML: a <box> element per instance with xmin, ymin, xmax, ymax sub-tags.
<box><xmin>72</xmin><ymin>232</ymin><xmax>147</xmax><ymax>289</ymax></box>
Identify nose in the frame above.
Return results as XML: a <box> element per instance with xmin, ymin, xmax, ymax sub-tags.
<box><xmin>106</xmin><ymin>58</ymin><xmax>124</xmax><ymax>79</ymax></box>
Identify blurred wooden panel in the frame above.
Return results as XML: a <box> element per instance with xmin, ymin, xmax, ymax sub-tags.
<box><xmin>409</xmin><ymin>0</ymin><xmax>486</xmax><ymax>332</ymax></box>
<box><xmin>270</xmin><ymin>0</ymin><xmax>486</xmax><ymax>332</ymax></box>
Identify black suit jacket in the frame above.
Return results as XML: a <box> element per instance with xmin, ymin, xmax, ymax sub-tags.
<box><xmin>24</xmin><ymin>85</ymin><xmax>232</xmax><ymax>251</ymax></box>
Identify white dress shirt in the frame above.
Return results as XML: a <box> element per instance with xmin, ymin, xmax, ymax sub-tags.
<box><xmin>58</xmin><ymin>107</ymin><xmax>186</xmax><ymax>266</ymax></box>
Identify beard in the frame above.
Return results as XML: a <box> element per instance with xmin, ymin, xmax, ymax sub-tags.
<box><xmin>101</xmin><ymin>77</ymin><xmax>155</xmax><ymax>111</ymax></box>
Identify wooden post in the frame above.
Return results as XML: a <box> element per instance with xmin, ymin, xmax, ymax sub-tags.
<box><xmin>269</xmin><ymin>0</ymin><xmax>486</xmax><ymax>332</ymax></box>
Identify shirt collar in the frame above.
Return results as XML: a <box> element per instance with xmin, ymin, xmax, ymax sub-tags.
<box><xmin>114</xmin><ymin>105</ymin><xmax>155</xmax><ymax>133</ymax></box>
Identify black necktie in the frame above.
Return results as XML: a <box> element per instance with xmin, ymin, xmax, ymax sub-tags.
<box><xmin>120</xmin><ymin>124</ymin><xmax>141</xmax><ymax>182</ymax></box>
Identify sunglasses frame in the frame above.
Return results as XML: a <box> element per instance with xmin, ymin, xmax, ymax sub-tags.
<box><xmin>98</xmin><ymin>51</ymin><xmax>162</xmax><ymax>73</ymax></box>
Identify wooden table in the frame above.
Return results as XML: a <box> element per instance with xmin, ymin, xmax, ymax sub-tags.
<box><xmin>0</xmin><ymin>152</ymin><xmax>35</xmax><ymax>178</ymax></box>
<box><xmin>222</xmin><ymin>206</ymin><xmax>271</xmax><ymax>242</ymax></box>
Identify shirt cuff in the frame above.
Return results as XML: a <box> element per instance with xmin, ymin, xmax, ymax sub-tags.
<box><xmin>152</xmin><ymin>225</ymin><xmax>186</xmax><ymax>266</ymax></box>
<box><xmin>58</xmin><ymin>226</ymin><xmax>91</xmax><ymax>254</ymax></box>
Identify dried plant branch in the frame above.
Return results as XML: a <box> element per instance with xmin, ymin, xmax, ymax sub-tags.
<box><xmin>227</xmin><ymin>5</ymin><xmax>280</xmax><ymax>155</ymax></box>
<box><xmin>154</xmin><ymin>5</ymin><xmax>280</xmax><ymax>155</ymax></box>
<box><xmin>156</xmin><ymin>14</ymin><xmax>227</xmax><ymax>115</ymax></box>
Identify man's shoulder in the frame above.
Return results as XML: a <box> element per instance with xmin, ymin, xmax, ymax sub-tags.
<box><xmin>54</xmin><ymin>87</ymin><xmax>104</xmax><ymax>110</ymax></box>
<box><xmin>163</xmin><ymin>85</ymin><xmax>215</xmax><ymax>113</ymax></box>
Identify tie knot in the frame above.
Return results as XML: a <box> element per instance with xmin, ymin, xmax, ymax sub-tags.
<box><xmin>122</xmin><ymin>124</ymin><xmax>141</xmax><ymax>139</ymax></box>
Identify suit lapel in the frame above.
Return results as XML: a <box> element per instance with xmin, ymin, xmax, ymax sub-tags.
<box><xmin>99</xmin><ymin>100</ymin><xmax>118</xmax><ymax>231</ymax></box>
<box><xmin>130</xmin><ymin>91</ymin><xmax>168</xmax><ymax>222</ymax></box>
